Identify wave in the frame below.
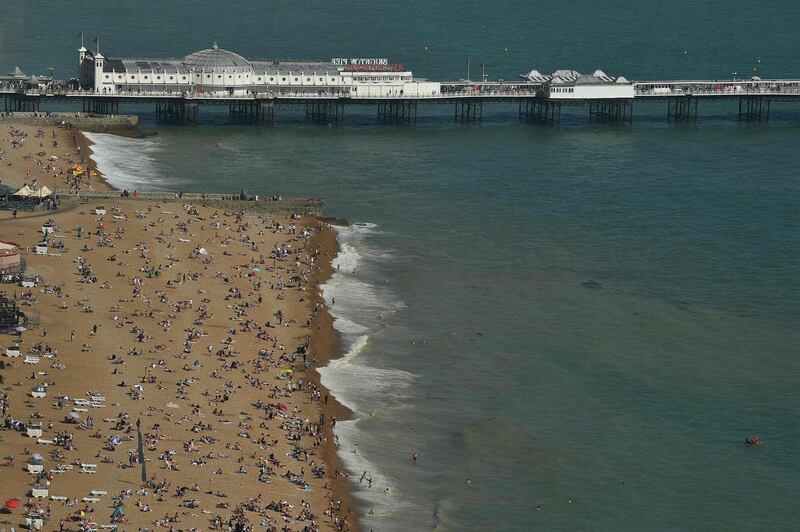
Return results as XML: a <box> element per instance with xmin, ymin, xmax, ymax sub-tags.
<box><xmin>84</xmin><ymin>132</ymin><xmax>164</xmax><ymax>190</ymax></box>
<box><xmin>318</xmin><ymin>222</ymin><xmax>417</xmax><ymax>526</ymax></box>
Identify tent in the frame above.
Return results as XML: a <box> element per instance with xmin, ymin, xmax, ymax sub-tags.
<box><xmin>12</xmin><ymin>185</ymin><xmax>33</xmax><ymax>197</ymax></box>
<box><xmin>29</xmin><ymin>186</ymin><xmax>52</xmax><ymax>199</ymax></box>
<box><xmin>9</xmin><ymin>66</ymin><xmax>26</xmax><ymax>79</ymax></box>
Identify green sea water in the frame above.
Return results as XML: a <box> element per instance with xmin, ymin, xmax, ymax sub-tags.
<box><xmin>2</xmin><ymin>1</ymin><xmax>800</xmax><ymax>530</ymax></box>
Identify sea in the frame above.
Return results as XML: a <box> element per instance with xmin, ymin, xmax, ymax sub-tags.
<box><xmin>3</xmin><ymin>1</ymin><xmax>800</xmax><ymax>529</ymax></box>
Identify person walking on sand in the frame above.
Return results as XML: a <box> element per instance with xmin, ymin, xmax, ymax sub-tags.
<box><xmin>412</xmin><ymin>453</ymin><xmax>418</xmax><ymax>464</ymax></box>
<box><xmin>70</xmin><ymin>330</ymin><xmax>75</xmax><ymax>342</ymax></box>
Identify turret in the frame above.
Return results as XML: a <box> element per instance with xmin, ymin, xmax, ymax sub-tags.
<box><xmin>78</xmin><ymin>32</ymin><xmax>87</xmax><ymax>65</ymax></box>
<box><xmin>94</xmin><ymin>51</ymin><xmax>104</xmax><ymax>92</ymax></box>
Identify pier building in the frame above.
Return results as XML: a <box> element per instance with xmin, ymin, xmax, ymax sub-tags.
<box><xmin>79</xmin><ymin>42</ymin><xmax>440</xmax><ymax>99</ymax></box>
<box><xmin>4</xmin><ymin>38</ymin><xmax>800</xmax><ymax>126</ymax></box>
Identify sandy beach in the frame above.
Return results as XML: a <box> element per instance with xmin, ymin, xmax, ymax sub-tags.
<box><xmin>0</xmin><ymin>121</ymin><xmax>113</xmax><ymax>194</ymax></box>
<box><xmin>0</xmin><ymin>123</ymin><xmax>358</xmax><ymax>531</ymax></box>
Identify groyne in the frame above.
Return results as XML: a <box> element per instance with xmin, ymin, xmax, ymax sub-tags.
<box><xmin>55</xmin><ymin>189</ymin><xmax>323</xmax><ymax>216</ymax></box>
<box><xmin>0</xmin><ymin>111</ymin><xmax>138</xmax><ymax>132</ymax></box>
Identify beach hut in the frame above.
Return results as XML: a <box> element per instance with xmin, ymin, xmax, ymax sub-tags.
<box><xmin>27</xmin><ymin>453</ymin><xmax>44</xmax><ymax>474</ymax></box>
<box><xmin>35</xmin><ymin>241</ymin><xmax>48</xmax><ymax>255</ymax></box>
<box><xmin>30</xmin><ymin>385</ymin><xmax>47</xmax><ymax>398</ymax></box>
<box><xmin>0</xmin><ymin>241</ymin><xmax>21</xmax><ymax>273</ymax></box>
<box><xmin>94</xmin><ymin>205</ymin><xmax>107</xmax><ymax>215</ymax></box>
<box><xmin>20</xmin><ymin>275</ymin><xmax>37</xmax><ymax>288</ymax></box>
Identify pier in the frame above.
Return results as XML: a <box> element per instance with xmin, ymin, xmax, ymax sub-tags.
<box><xmin>2</xmin><ymin>41</ymin><xmax>800</xmax><ymax>125</ymax></box>
<box><xmin>4</xmin><ymin>80</ymin><xmax>799</xmax><ymax>126</ymax></box>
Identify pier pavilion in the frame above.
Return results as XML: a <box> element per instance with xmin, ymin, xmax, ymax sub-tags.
<box><xmin>80</xmin><ymin>42</ymin><xmax>441</xmax><ymax>99</ymax></box>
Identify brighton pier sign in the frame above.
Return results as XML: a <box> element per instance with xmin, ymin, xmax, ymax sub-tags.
<box><xmin>331</xmin><ymin>58</ymin><xmax>389</xmax><ymax>66</ymax></box>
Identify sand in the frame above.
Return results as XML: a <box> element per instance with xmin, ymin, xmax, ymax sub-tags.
<box><xmin>0</xmin><ymin>124</ymin><xmax>358</xmax><ymax>531</ymax></box>
<box><xmin>0</xmin><ymin>122</ymin><xmax>113</xmax><ymax>193</ymax></box>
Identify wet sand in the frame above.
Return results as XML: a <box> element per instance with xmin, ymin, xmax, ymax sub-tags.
<box><xmin>0</xmin><ymin>124</ymin><xmax>359</xmax><ymax>531</ymax></box>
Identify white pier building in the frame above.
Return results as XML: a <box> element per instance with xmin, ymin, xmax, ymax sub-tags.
<box><xmin>79</xmin><ymin>42</ymin><xmax>440</xmax><ymax>98</ymax></box>
<box><xmin>521</xmin><ymin>68</ymin><xmax>634</xmax><ymax>99</ymax></box>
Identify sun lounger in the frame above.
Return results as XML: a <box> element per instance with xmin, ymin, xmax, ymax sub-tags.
<box><xmin>80</xmin><ymin>464</ymin><xmax>97</xmax><ymax>474</ymax></box>
<box><xmin>89</xmin><ymin>395</ymin><xmax>106</xmax><ymax>402</ymax></box>
<box><xmin>50</xmin><ymin>495</ymin><xmax>68</xmax><ymax>502</ymax></box>
<box><xmin>24</xmin><ymin>356</ymin><xmax>40</xmax><ymax>364</ymax></box>
<box><xmin>83</xmin><ymin>497</ymin><xmax>100</xmax><ymax>503</ymax></box>
<box><xmin>36</xmin><ymin>439</ymin><xmax>54</xmax><ymax>445</ymax></box>
<box><xmin>90</xmin><ymin>490</ymin><xmax>107</xmax><ymax>497</ymax></box>
<box><xmin>72</xmin><ymin>408</ymin><xmax>88</xmax><ymax>413</ymax></box>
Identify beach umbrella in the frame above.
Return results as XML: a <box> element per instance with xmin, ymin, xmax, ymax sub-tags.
<box><xmin>277</xmin><ymin>403</ymin><xmax>288</xmax><ymax>412</ymax></box>
<box><xmin>4</xmin><ymin>499</ymin><xmax>20</xmax><ymax>509</ymax></box>
<box><xmin>68</xmin><ymin>412</ymin><xmax>80</xmax><ymax>420</ymax></box>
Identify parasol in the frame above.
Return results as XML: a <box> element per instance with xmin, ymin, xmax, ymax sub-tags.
<box><xmin>4</xmin><ymin>498</ymin><xmax>20</xmax><ymax>509</ymax></box>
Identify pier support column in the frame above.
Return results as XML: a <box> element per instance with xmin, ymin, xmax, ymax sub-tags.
<box><xmin>5</xmin><ymin>95</ymin><xmax>39</xmax><ymax>113</ymax></box>
<box><xmin>255</xmin><ymin>100</ymin><xmax>274</xmax><ymax>126</ymax></box>
<box><xmin>155</xmin><ymin>100</ymin><xmax>196</xmax><ymax>124</ymax></box>
<box><xmin>305</xmin><ymin>101</ymin><xmax>344</xmax><ymax>125</ymax></box>
<box><xmin>589</xmin><ymin>99</ymin><xmax>633</xmax><ymax>124</ymax></box>
<box><xmin>82</xmin><ymin>98</ymin><xmax>119</xmax><ymax>115</ymax></box>
<box><xmin>455</xmin><ymin>99</ymin><xmax>482</xmax><ymax>123</ymax></box>
<box><xmin>519</xmin><ymin>98</ymin><xmax>560</xmax><ymax>125</ymax></box>
<box><xmin>377</xmin><ymin>101</ymin><xmax>417</xmax><ymax>124</ymax></box>
<box><xmin>738</xmin><ymin>97</ymin><xmax>770</xmax><ymax>122</ymax></box>
<box><xmin>667</xmin><ymin>97</ymin><xmax>698</xmax><ymax>122</ymax></box>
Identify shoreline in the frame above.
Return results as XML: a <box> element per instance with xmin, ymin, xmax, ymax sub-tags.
<box><xmin>306</xmin><ymin>222</ymin><xmax>363</xmax><ymax>531</ymax></box>
<box><xmin>84</xmin><ymin>124</ymin><xmax>364</xmax><ymax>530</ymax></box>
<box><xmin>77</xmin><ymin>128</ymin><xmax>362</xmax><ymax>529</ymax></box>
<box><xmin>0</xmin><ymin>120</ymin><xmax>361</xmax><ymax>531</ymax></box>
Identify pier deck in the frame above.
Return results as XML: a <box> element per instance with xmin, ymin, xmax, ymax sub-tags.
<box><xmin>3</xmin><ymin>77</ymin><xmax>800</xmax><ymax>125</ymax></box>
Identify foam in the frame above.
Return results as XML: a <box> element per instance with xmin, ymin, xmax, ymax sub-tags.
<box><xmin>318</xmin><ymin>222</ymin><xmax>418</xmax><ymax>525</ymax></box>
<box><xmin>84</xmin><ymin>132</ymin><xmax>164</xmax><ymax>190</ymax></box>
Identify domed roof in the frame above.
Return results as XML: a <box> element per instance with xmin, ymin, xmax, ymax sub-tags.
<box><xmin>183</xmin><ymin>42</ymin><xmax>252</xmax><ymax>71</ymax></box>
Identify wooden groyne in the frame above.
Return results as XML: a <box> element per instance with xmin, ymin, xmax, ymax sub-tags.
<box><xmin>0</xmin><ymin>112</ymin><xmax>138</xmax><ymax>132</ymax></box>
<box><xmin>55</xmin><ymin>189</ymin><xmax>323</xmax><ymax>216</ymax></box>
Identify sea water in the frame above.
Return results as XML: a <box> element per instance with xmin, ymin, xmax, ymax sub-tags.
<box><xmin>3</xmin><ymin>1</ymin><xmax>800</xmax><ymax>529</ymax></box>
